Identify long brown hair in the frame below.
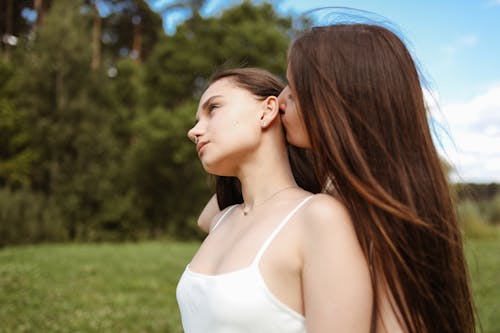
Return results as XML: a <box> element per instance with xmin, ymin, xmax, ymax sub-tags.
<box><xmin>205</xmin><ymin>68</ymin><xmax>321</xmax><ymax>209</ymax></box>
<box><xmin>289</xmin><ymin>24</ymin><xmax>475</xmax><ymax>332</ymax></box>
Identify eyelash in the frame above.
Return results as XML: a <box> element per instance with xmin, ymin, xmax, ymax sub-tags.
<box><xmin>208</xmin><ymin>104</ymin><xmax>219</xmax><ymax>112</ymax></box>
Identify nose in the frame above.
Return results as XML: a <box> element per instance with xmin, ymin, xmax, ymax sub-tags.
<box><xmin>187</xmin><ymin>122</ymin><xmax>202</xmax><ymax>144</ymax></box>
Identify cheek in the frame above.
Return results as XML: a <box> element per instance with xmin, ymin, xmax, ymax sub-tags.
<box><xmin>282</xmin><ymin>109</ymin><xmax>311</xmax><ymax>148</ymax></box>
<box><xmin>200</xmin><ymin>123</ymin><xmax>259</xmax><ymax>175</ymax></box>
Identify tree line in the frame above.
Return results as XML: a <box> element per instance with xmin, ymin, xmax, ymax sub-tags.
<box><xmin>0</xmin><ymin>0</ymin><xmax>293</xmax><ymax>246</ymax></box>
<box><xmin>1</xmin><ymin>1</ymin><xmax>497</xmax><ymax>246</ymax></box>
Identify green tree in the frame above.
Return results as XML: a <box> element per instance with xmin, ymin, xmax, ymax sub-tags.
<box><xmin>0</xmin><ymin>0</ymin><xmax>34</xmax><ymax>61</ymax></box>
<box><xmin>159</xmin><ymin>0</ymin><xmax>207</xmax><ymax>15</ymax></box>
<box><xmin>33</xmin><ymin>0</ymin><xmax>54</xmax><ymax>28</ymax></box>
<box><xmin>127</xmin><ymin>102</ymin><xmax>209</xmax><ymax>238</ymax></box>
<box><xmin>1</xmin><ymin>0</ymin><xmax>295</xmax><ymax>243</ymax></box>
<box><xmin>0</xmin><ymin>60</ymin><xmax>38</xmax><ymax>187</ymax></box>
<box><xmin>14</xmin><ymin>0</ymin><xmax>124</xmax><ymax>240</ymax></box>
<box><xmin>98</xmin><ymin>0</ymin><xmax>164</xmax><ymax>62</ymax></box>
<box><xmin>144</xmin><ymin>1</ymin><xmax>291</xmax><ymax>109</ymax></box>
<box><xmin>158</xmin><ymin>0</ymin><xmax>208</xmax><ymax>25</ymax></box>
<box><xmin>129</xmin><ymin>1</ymin><xmax>292</xmax><ymax>237</ymax></box>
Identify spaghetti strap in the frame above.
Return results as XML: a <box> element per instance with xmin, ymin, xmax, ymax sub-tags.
<box><xmin>252</xmin><ymin>196</ymin><xmax>314</xmax><ymax>265</ymax></box>
<box><xmin>210</xmin><ymin>205</ymin><xmax>238</xmax><ymax>232</ymax></box>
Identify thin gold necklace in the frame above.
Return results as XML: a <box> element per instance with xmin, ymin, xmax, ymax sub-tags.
<box><xmin>241</xmin><ymin>186</ymin><xmax>297</xmax><ymax>216</ymax></box>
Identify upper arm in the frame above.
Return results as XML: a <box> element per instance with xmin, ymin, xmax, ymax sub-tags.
<box><xmin>301</xmin><ymin>194</ymin><xmax>373</xmax><ymax>333</ymax></box>
<box><xmin>197</xmin><ymin>194</ymin><xmax>221</xmax><ymax>233</ymax></box>
<box><xmin>375</xmin><ymin>280</ymin><xmax>407</xmax><ymax>333</ymax></box>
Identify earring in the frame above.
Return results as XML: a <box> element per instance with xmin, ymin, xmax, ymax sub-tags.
<box><xmin>261</xmin><ymin>121</ymin><xmax>266</xmax><ymax>127</ymax></box>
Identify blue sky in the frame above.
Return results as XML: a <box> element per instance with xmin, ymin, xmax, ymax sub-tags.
<box><xmin>151</xmin><ymin>0</ymin><xmax>500</xmax><ymax>183</ymax></box>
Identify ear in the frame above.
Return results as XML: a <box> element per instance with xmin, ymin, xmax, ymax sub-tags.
<box><xmin>259</xmin><ymin>96</ymin><xmax>280</xmax><ymax>129</ymax></box>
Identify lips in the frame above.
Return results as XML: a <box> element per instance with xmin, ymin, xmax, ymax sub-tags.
<box><xmin>197</xmin><ymin>141</ymin><xmax>208</xmax><ymax>154</ymax></box>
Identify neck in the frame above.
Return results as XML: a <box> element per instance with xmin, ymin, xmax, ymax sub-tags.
<box><xmin>236</xmin><ymin>135</ymin><xmax>297</xmax><ymax>210</ymax></box>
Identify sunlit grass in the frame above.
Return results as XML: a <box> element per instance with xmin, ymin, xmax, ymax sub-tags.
<box><xmin>465</xmin><ymin>239</ymin><xmax>500</xmax><ymax>333</ymax></box>
<box><xmin>0</xmin><ymin>239</ymin><xmax>498</xmax><ymax>332</ymax></box>
<box><xmin>0</xmin><ymin>241</ymin><xmax>198</xmax><ymax>333</ymax></box>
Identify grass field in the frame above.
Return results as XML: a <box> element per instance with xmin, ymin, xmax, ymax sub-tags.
<box><xmin>0</xmin><ymin>239</ymin><xmax>498</xmax><ymax>333</ymax></box>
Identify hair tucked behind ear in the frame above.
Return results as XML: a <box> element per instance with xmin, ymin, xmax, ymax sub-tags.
<box><xmin>289</xmin><ymin>24</ymin><xmax>475</xmax><ymax>332</ymax></box>
<box><xmin>207</xmin><ymin>68</ymin><xmax>322</xmax><ymax>210</ymax></box>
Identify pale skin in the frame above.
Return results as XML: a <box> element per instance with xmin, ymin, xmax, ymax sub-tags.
<box><xmin>188</xmin><ymin>77</ymin><xmax>373</xmax><ymax>332</ymax></box>
<box><xmin>279</xmin><ymin>82</ymin><xmax>406</xmax><ymax>333</ymax></box>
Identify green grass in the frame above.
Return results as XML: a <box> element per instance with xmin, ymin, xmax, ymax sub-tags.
<box><xmin>465</xmin><ymin>239</ymin><xmax>500</xmax><ymax>333</ymax></box>
<box><xmin>0</xmin><ymin>239</ymin><xmax>498</xmax><ymax>332</ymax></box>
<box><xmin>0</xmin><ymin>241</ymin><xmax>198</xmax><ymax>333</ymax></box>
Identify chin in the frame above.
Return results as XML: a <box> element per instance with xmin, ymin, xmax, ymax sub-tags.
<box><xmin>201</xmin><ymin>160</ymin><xmax>215</xmax><ymax>174</ymax></box>
<box><xmin>286</xmin><ymin>133</ymin><xmax>311</xmax><ymax>149</ymax></box>
<box><xmin>201</xmin><ymin>159</ymin><xmax>233</xmax><ymax>177</ymax></box>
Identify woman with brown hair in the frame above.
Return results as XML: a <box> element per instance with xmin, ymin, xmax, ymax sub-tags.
<box><xmin>277</xmin><ymin>24</ymin><xmax>476</xmax><ymax>332</ymax></box>
<box><xmin>177</xmin><ymin>67</ymin><xmax>372</xmax><ymax>332</ymax></box>
<box><xmin>193</xmin><ymin>24</ymin><xmax>476</xmax><ymax>332</ymax></box>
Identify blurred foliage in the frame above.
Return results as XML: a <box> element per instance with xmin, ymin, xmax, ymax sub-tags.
<box><xmin>0</xmin><ymin>0</ymin><xmax>34</xmax><ymax>62</ymax></box>
<box><xmin>143</xmin><ymin>1</ymin><xmax>290</xmax><ymax>108</ymax></box>
<box><xmin>457</xmin><ymin>200</ymin><xmax>499</xmax><ymax>239</ymax></box>
<box><xmin>1</xmin><ymin>0</ymin><xmax>495</xmax><ymax>246</ymax></box>
<box><xmin>450</xmin><ymin>179</ymin><xmax>500</xmax><ymax>239</ymax></box>
<box><xmin>0</xmin><ymin>61</ymin><xmax>38</xmax><ymax>187</ymax></box>
<box><xmin>444</xmin><ymin>165</ymin><xmax>499</xmax><ymax>239</ymax></box>
<box><xmin>0</xmin><ymin>188</ymin><xmax>66</xmax><ymax>247</ymax></box>
<box><xmin>0</xmin><ymin>0</ymin><xmax>292</xmax><ymax>245</ymax></box>
<box><xmin>455</xmin><ymin>182</ymin><xmax>500</xmax><ymax>202</ymax></box>
<box><xmin>126</xmin><ymin>101</ymin><xmax>209</xmax><ymax>239</ymax></box>
<box><xmin>453</xmin><ymin>183</ymin><xmax>500</xmax><ymax>239</ymax></box>
<box><xmin>96</xmin><ymin>0</ymin><xmax>164</xmax><ymax>61</ymax></box>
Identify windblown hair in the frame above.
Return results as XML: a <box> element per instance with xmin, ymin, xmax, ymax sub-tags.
<box><xmin>289</xmin><ymin>24</ymin><xmax>475</xmax><ymax>332</ymax></box>
<box><xmin>206</xmin><ymin>68</ymin><xmax>321</xmax><ymax>209</ymax></box>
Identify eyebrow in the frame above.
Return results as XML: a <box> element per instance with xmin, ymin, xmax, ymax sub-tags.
<box><xmin>201</xmin><ymin>95</ymin><xmax>222</xmax><ymax>110</ymax></box>
<box><xmin>196</xmin><ymin>95</ymin><xmax>222</xmax><ymax>121</ymax></box>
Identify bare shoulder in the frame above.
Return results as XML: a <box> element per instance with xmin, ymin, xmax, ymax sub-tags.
<box><xmin>197</xmin><ymin>194</ymin><xmax>221</xmax><ymax>233</ymax></box>
<box><xmin>205</xmin><ymin>207</ymin><xmax>227</xmax><ymax>233</ymax></box>
<box><xmin>298</xmin><ymin>193</ymin><xmax>366</xmax><ymax>271</ymax></box>
<box><xmin>299</xmin><ymin>192</ymin><xmax>368</xmax><ymax>272</ymax></box>
<box><xmin>299</xmin><ymin>193</ymin><xmax>372</xmax><ymax>332</ymax></box>
<box><xmin>300</xmin><ymin>193</ymin><xmax>356</xmax><ymax>241</ymax></box>
<box><xmin>205</xmin><ymin>203</ymin><xmax>240</xmax><ymax>233</ymax></box>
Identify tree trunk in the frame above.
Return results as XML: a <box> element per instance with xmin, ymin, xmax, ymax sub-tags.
<box><xmin>34</xmin><ymin>0</ymin><xmax>44</xmax><ymax>28</ymax></box>
<box><xmin>132</xmin><ymin>18</ymin><xmax>142</xmax><ymax>63</ymax></box>
<box><xmin>91</xmin><ymin>4</ymin><xmax>101</xmax><ymax>70</ymax></box>
<box><xmin>3</xmin><ymin>0</ymin><xmax>13</xmax><ymax>62</ymax></box>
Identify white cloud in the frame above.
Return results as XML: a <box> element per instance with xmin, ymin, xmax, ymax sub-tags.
<box><xmin>428</xmin><ymin>84</ymin><xmax>500</xmax><ymax>183</ymax></box>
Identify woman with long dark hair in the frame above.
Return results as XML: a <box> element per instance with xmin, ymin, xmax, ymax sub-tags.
<box><xmin>277</xmin><ymin>23</ymin><xmax>476</xmax><ymax>332</ymax></box>
<box><xmin>193</xmin><ymin>24</ymin><xmax>476</xmax><ymax>332</ymax></box>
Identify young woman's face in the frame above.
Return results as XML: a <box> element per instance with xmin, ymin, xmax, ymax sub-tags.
<box><xmin>188</xmin><ymin>78</ymin><xmax>264</xmax><ymax>175</ymax></box>
<box><xmin>277</xmin><ymin>74</ymin><xmax>311</xmax><ymax>149</ymax></box>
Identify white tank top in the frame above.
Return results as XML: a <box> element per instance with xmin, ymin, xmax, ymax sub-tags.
<box><xmin>176</xmin><ymin>196</ymin><xmax>313</xmax><ymax>333</ymax></box>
